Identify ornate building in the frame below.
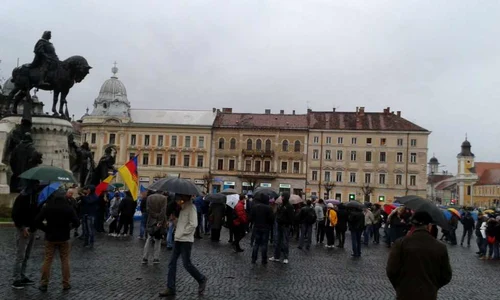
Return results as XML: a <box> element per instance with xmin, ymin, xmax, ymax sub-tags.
<box><xmin>80</xmin><ymin>65</ymin><xmax>216</xmax><ymax>188</ymax></box>
<box><xmin>210</xmin><ymin>108</ymin><xmax>308</xmax><ymax>195</ymax></box>
<box><xmin>306</xmin><ymin>107</ymin><xmax>430</xmax><ymax>202</ymax></box>
<box><xmin>455</xmin><ymin>139</ymin><xmax>479</xmax><ymax>206</ymax></box>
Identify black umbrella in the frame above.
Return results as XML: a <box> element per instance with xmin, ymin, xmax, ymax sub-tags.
<box><xmin>220</xmin><ymin>188</ymin><xmax>239</xmax><ymax>195</ymax></box>
<box><xmin>205</xmin><ymin>193</ymin><xmax>226</xmax><ymax>204</ymax></box>
<box><xmin>253</xmin><ymin>187</ymin><xmax>279</xmax><ymax>201</ymax></box>
<box><xmin>345</xmin><ymin>200</ymin><xmax>365</xmax><ymax>210</ymax></box>
<box><xmin>148</xmin><ymin>177</ymin><xmax>201</xmax><ymax>196</ymax></box>
<box><xmin>396</xmin><ymin>195</ymin><xmax>449</xmax><ymax>229</ymax></box>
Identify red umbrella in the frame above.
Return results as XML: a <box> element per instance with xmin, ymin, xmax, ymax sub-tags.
<box><xmin>383</xmin><ymin>204</ymin><xmax>396</xmax><ymax>215</ymax></box>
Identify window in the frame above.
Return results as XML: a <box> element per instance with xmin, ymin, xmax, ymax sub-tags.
<box><xmin>397</xmin><ymin>138</ymin><xmax>403</xmax><ymax>146</ymax></box>
<box><xmin>198</xmin><ymin>136</ymin><xmax>204</xmax><ymax>148</ymax></box>
<box><xmin>396</xmin><ymin>175</ymin><xmax>402</xmax><ymax>185</ymax></box>
<box><xmin>217</xmin><ymin>159</ymin><xmax>224</xmax><ymax>170</ymax></box>
<box><xmin>185</xmin><ymin>136</ymin><xmax>191</xmax><ymax>148</ymax></box>
<box><xmin>144</xmin><ymin>135</ymin><xmax>150</xmax><ymax>146</ymax></box>
<box><xmin>83</xmin><ymin>133</ymin><xmax>87</xmax><ymax>142</ymax></box>
<box><xmin>197</xmin><ymin>155</ymin><xmax>204</xmax><ymax>168</ymax></box>
<box><xmin>396</xmin><ymin>152</ymin><xmax>403</xmax><ymax>163</ymax></box>
<box><xmin>380</xmin><ymin>152</ymin><xmax>386</xmax><ymax>162</ymax></box>
<box><xmin>313</xmin><ymin>136</ymin><xmax>319</xmax><ymax>144</ymax></box>
<box><xmin>246</xmin><ymin>139</ymin><xmax>253</xmax><ymax>150</ymax></box>
<box><xmin>349</xmin><ymin>172</ymin><xmax>356</xmax><ymax>183</ymax></box>
<box><xmin>131</xmin><ymin>134</ymin><xmax>136</xmax><ymax>145</ymax></box>
<box><xmin>312</xmin><ymin>171</ymin><xmax>318</xmax><ymax>181</ymax></box>
<box><xmin>171</xmin><ymin>136</ymin><xmax>177</xmax><ymax>147</ymax></box>
<box><xmin>109</xmin><ymin>133</ymin><xmax>116</xmax><ymax>144</ymax></box>
<box><xmin>380</xmin><ymin>138</ymin><xmax>386</xmax><ymax>146</ymax></box>
<box><xmin>293</xmin><ymin>162</ymin><xmax>300</xmax><ymax>173</ymax></box>
<box><xmin>313</xmin><ymin>149</ymin><xmax>319</xmax><ymax>160</ymax></box>
<box><xmin>158</xmin><ymin>135</ymin><xmax>164</xmax><ymax>147</ymax></box>
<box><xmin>156</xmin><ymin>154</ymin><xmax>163</xmax><ymax>166</ymax></box>
<box><xmin>325</xmin><ymin>171</ymin><xmax>331</xmax><ymax>182</ymax></box>
<box><xmin>255</xmin><ymin>161</ymin><xmax>261</xmax><ymax>172</ymax></box>
<box><xmin>170</xmin><ymin>154</ymin><xmax>176</xmax><ymax>166</ymax></box>
<box><xmin>229</xmin><ymin>159</ymin><xmax>235</xmax><ymax>170</ymax></box>
<box><xmin>366</xmin><ymin>138</ymin><xmax>372</xmax><ymax>145</ymax></box>
<box><xmin>351</xmin><ymin>137</ymin><xmax>357</xmax><ymax>145</ymax></box>
<box><xmin>337</xmin><ymin>150</ymin><xmax>343</xmax><ymax>160</ymax></box>
<box><xmin>264</xmin><ymin>161</ymin><xmax>271</xmax><ymax>172</ymax></box>
<box><xmin>410</xmin><ymin>175</ymin><xmax>417</xmax><ymax>186</ymax></box>
<box><xmin>294</xmin><ymin>140</ymin><xmax>301</xmax><ymax>152</ymax></box>
<box><xmin>410</xmin><ymin>153</ymin><xmax>417</xmax><ymax>163</ymax></box>
<box><xmin>282</xmin><ymin>140</ymin><xmax>289</xmax><ymax>152</ymax></box>
<box><xmin>325</xmin><ymin>150</ymin><xmax>331</xmax><ymax>160</ymax></box>
<box><xmin>365</xmin><ymin>151</ymin><xmax>372</xmax><ymax>162</ymax></box>
<box><xmin>218</xmin><ymin>138</ymin><xmax>225</xmax><ymax>149</ymax></box>
<box><xmin>379</xmin><ymin>173</ymin><xmax>386</xmax><ymax>185</ymax></box>
<box><xmin>281</xmin><ymin>162</ymin><xmax>288</xmax><ymax>172</ymax></box>
<box><xmin>142</xmin><ymin>153</ymin><xmax>149</xmax><ymax>165</ymax></box>
<box><xmin>230</xmin><ymin>138</ymin><xmax>236</xmax><ymax>149</ymax></box>
<box><xmin>129</xmin><ymin>152</ymin><xmax>135</xmax><ymax>160</ymax></box>
<box><xmin>265</xmin><ymin>139</ymin><xmax>272</xmax><ymax>151</ymax></box>
<box><xmin>337</xmin><ymin>137</ymin><xmax>343</xmax><ymax>144</ymax></box>
<box><xmin>365</xmin><ymin>173</ymin><xmax>371</xmax><ymax>184</ymax></box>
<box><xmin>256</xmin><ymin>139</ymin><xmax>262</xmax><ymax>150</ymax></box>
<box><xmin>326</xmin><ymin>137</ymin><xmax>332</xmax><ymax>144</ymax></box>
<box><xmin>336</xmin><ymin>172</ymin><xmax>342</xmax><ymax>182</ymax></box>
<box><xmin>245</xmin><ymin>160</ymin><xmax>251</xmax><ymax>171</ymax></box>
<box><xmin>183</xmin><ymin>155</ymin><xmax>190</xmax><ymax>167</ymax></box>
<box><xmin>411</xmin><ymin>139</ymin><xmax>417</xmax><ymax>147</ymax></box>
<box><xmin>350</xmin><ymin>151</ymin><xmax>357</xmax><ymax>161</ymax></box>
<box><xmin>467</xmin><ymin>185</ymin><xmax>471</xmax><ymax>196</ymax></box>
<box><xmin>91</xmin><ymin>133</ymin><xmax>96</xmax><ymax>144</ymax></box>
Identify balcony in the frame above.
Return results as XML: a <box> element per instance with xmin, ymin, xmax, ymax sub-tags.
<box><xmin>242</xmin><ymin>149</ymin><xmax>275</xmax><ymax>157</ymax></box>
<box><xmin>237</xmin><ymin>170</ymin><xmax>278</xmax><ymax>179</ymax></box>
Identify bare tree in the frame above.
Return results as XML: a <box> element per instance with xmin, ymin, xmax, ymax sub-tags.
<box><xmin>240</xmin><ymin>175</ymin><xmax>260</xmax><ymax>192</ymax></box>
<box><xmin>361</xmin><ymin>184</ymin><xmax>375</xmax><ymax>202</ymax></box>
<box><xmin>202</xmin><ymin>173</ymin><xmax>213</xmax><ymax>194</ymax></box>
<box><xmin>323</xmin><ymin>181</ymin><xmax>335</xmax><ymax>199</ymax></box>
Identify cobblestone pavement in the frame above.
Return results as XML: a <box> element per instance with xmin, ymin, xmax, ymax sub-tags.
<box><xmin>0</xmin><ymin>224</ymin><xmax>499</xmax><ymax>300</ymax></box>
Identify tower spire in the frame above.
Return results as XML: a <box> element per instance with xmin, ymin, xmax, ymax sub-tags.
<box><xmin>111</xmin><ymin>61</ymin><xmax>118</xmax><ymax>78</ymax></box>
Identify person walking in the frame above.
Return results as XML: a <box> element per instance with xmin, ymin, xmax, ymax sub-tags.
<box><xmin>208</xmin><ymin>202</ymin><xmax>225</xmax><ymax>242</ymax></box>
<box><xmin>459</xmin><ymin>212</ymin><xmax>474</xmax><ymax>246</ymax></box>
<box><xmin>324</xmin><ymin>203</ymin><xmax>338</xmax><ymax>248</ymax></box>
<box><xmin>363</xmin><ymin>207</ymin><xmax>375</xmax><ymax>245</ymax></box>
<box><xmin>298</xmin><ymin>200</ymin><xmax>316</xmax><ymax>250</ymax></box>
<box><xmin>448</xmin><ymin>214</ymin><xmax>459</xmax><ymax>245</ymax></box>
<box><xmin>475</xmin><ymin>213</ymin><xmax>487</xmax><ymax>257</ymax></box>
<box><xmin>386</xmin><ymin>211</ymin><xmax>452</xmax><ymax>300</ymax></box>
<box><xmin>159</xmin><ymin>194</ymin><xmax>208</xmax><ymax>297</ymax></box>
<box><xmin>232</xmin><ymin>195</ymin><xmax>248</xmax><ymax>253</ymax></box>
<box><xmin>250</xmin><ymin>195</ymin><xmax>274</xmax><ymax>264</ymax></box>
<box><xmin>269</xmin><ymin>193</ymin><xmax>294</xmax><ymax>264</ymax></box>
<box><xmin>348</xmin><ymin>208</ymin><xmax>365</xmax><ymax>257</ymax></box>
<box><xmin>65</xmin><ymin>188</ymin><xmax>80</xmax><ymax>238</ymax></box>
<box><xmin>80</xmin><ymin>185</ymin><xmax>99</xmax><ymax>248</ymax></box>
<box><xmin>108</xmin><ymin>192</ymin><xmax>121</xmax><ymax>237</ymax></box>
<box><xmin>315</xmin><ymin>199</ymin><xmax>326</xmax><ymax>244</ymax></box>
<box><xmin>138</xmin><ymin>190</ymin><xmax>148</xmax><ymax>240</ymax></box>
<box><xmin>142</xmin><ymin>192</ymin><xmax>168</xmax><ymax>264</ymax></box>
<box><xmin>372</xmin><ymin>204</ymin><xmax>382</xmax><ymax>244</ymax></box>
<box><xmin>335</xmin><ymin>204</ymin><xmax>348</xmax><ymax>248</ymax></box>
<box><xmin>35</xmin><ymin>191</ymin><xmax>80</xmax><ymax>292</ymax></box>
<box><xmin>117</xmin><ymin>191</ymin><xmax>136</xmax><ymax>236</ymax></box>
<box><xmin>11</xmin><ymin>181</ymin><xmax>40</xmax><ymax>289</ymax></box>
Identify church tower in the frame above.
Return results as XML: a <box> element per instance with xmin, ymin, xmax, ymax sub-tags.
<box><xmin>428</xmin><ymin>156</ymin><xmax>439</xmax><ymax>175</ymax></box>
<box><xmin>456</xmin><ymin>138</ymin><xmax>478</xmax><ymax>206</ymax></box>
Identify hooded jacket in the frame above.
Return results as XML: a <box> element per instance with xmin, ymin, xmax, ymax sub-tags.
<box><xmin>80</xmin><ymin>185</ymin><xmax>99</xmax><ymax>216</ymax></box>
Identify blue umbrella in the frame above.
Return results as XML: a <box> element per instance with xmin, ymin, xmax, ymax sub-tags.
<box><xmin>38</xmin><ymin>182</ymin><xmax>62</xmax><ymax>206</ymax></box>
<box><xmin>470</xmin><ymin>211</ymin><xmax>478</xmax><ymax>221</ymax></box>
<box><xmin>442</xmin><ymin>209</ymin><xmax>452</xmax><ymax>221</ymax></box>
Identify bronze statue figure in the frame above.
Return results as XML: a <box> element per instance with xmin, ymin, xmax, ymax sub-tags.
<box><xmin>69</xmin><ymin>137</ymin><xmax>95</xmax><ymax>187</ymax></box>
<box><xmin>91</xmin><ymin>146</ymin><xmax>116</xmax><ymax>186</ymax></box>
<box><xmin>5</xmin><ymin>31</ymin><xmax>92</xmax><ymax>117</ymax></box>
<box><xmin>9</xmin><ymin>132</ymin><xmax>43</xmax><ymax>192</ymax></box>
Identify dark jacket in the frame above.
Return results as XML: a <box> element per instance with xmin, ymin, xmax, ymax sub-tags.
<box><xmin>12</xmin><ymin>191</ymin><xmax>39</xmax><ymax>230</ymax></box>
<box><xmin>461</xmin><ymin>215</ymin><xmax>475</xmax><ymax>230</ymax></box>
<box><xmin>119</xmin><ymin>195</ymin><xmax>136</xmax><ymax>218</ymax></box>
<box><xmin>335</xmin><ymin>205</ymin><xmax>348</xmax><ymax>232</ymax></box>
<box><xmin>298</xmin><ymin>205</ymin><xmax>315</xmax><ymax>224</ymax></box>
<box><xmin>209</xmin><ymin>203</ymin><xmax>226</xmax><ymax>230</ymax></box>
<box><xmin>348</xmin><ymin>210</ymin><xmax>365</xmax><ymax>231</ymax></box>
<box><xmin>140</xmin><ymin>196</ymin><xmax>147</xmax><ymax>214</ymax></box>
<box><xmin>386</xmin><ymin>228</ymin><xmax>452</xmax><ymax>300</ymax></box>
<box><xmin>250</xmin><ymin>202</ymin><xmax>274</xmax><ymax>230</ymax></box>
<box><xmin>194</xmin><ymin>196</ymin><xmax>204</xmax><ymax>213</ymax></box>
<box><xmin>80</xmin><ymin>186</ymin><xmax>99</xmax><ymax>216</ymax></box>
<box><xmin>276</xmin><ymin>203</ymin><xmax>295</xmax><ymax>226</ymax></box>
<box><xmin>35</xmin><ymin>199</ymin><xmax>80</xmax><ymax>242</ymax></box>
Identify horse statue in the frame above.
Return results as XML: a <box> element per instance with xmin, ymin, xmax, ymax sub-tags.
<box><xmin>6</xmin><ymin>55</ymin><xmax>91</xmax><ymax>117</ymax></box>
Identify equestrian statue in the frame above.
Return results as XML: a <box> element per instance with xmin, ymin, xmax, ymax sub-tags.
<box><xmin>5</xmin><ymin>31</ymin><xmax>92</xmax><ymax>117</ymax></box>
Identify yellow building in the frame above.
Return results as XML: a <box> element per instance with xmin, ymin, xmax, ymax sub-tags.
<box><xmin>80</xmin><ymin>66</ymin><xmax>216</xmax><ymax>189</ymax></box>
<box><xmin>306</xmin><ymin>107</ymin><xmax>430</xmax><ymax>202</ymax></box>
<box><xmin>210</xmin><ymin>108</ymin><xmax>308</xmax><ymax>195</ymax></box>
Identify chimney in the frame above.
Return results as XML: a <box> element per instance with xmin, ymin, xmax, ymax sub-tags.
<box><xmin>358</xmin><ymin>106</ymin><xmax>365</xmax><ymax>117</ymax></box>
<box><xmin>356</xmin><ymin>106</ymin><xmax>359</xmax><ymax>113</ymax></box>
<box><xmin>332</xmin><ymin>107</ymin><xmax>336</xmax><ymax>112</ymax></box>
<box><xmin>292</xmin><ymin>110</ymin><xmax>295</xmax><ymax>115</ymax></box>
<box><xmin>265</xmin><ymin>109</ymin><xmax>271</xmax><ymax>114</ymax></box>
<box><xmin>307</xmin><ymin>108</ymin><xmax>312</xmax><ymax>113</ymax></box>
<box><xmin>222</xmin><ymin>108</ymin><xmax>232</xmax><ymax>113</ymax></box>
<box><xmin>212</xmin><ymin>107</ymin><xmax>216</xmax><ymax>113</ymax></box>
<box><xmin>280</xmin><ymin>110</ymin><xmax>284</xmax><ymax>115</ymax></box>
<box><xmin>396</xmin><ymin>111</ymin><xmax>401</xmax><ymax>117</ymax></box>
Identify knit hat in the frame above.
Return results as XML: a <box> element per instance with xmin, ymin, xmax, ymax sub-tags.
<box><xmin>411</xmin><ymin>211</ymin><xmax>433</xmax><ymax>226</ymax></box>
<box><xmin>327</xmin><ymin>203</ymin><xmax>334</xmax><ymax>208</ymax></box>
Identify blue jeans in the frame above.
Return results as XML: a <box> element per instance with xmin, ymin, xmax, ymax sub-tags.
<box><xmin>252</xmin><ymin>229</ymin><xmax>270</xmax><ymax>263</ymax></box>
<box><xmin>166</xmin><ymin>221</ymin><xmax>174</xmax><ymax>248</ymax></box>
<box><xmin>274</xmin><ymin>225</ymin><xmax>290</xmax><ymax>260</ymax></box>
<box><xmin>351</xmin><ymin>230</ymin><xmax>362</xmax><ymax>256</ymax></box>
<box><xmin>139</xmin><ymin>213</ymin><xmax>148</xmax><ymax>238</ymax></box>
<box><xmin>167</xmin><ymin>242</ymin><xmax>205</xmax><ymax>292</ymax></box>
<box><xmin>83</xmin><ymin>215</ymin><xmax>95</xmax><ymax>246</ymax></box>
<box><xmin>299</xmin><ymin>223</ymin><xmax>313</xmax><ymax>249</ymax></box>
<box><xmin>477</xmin><ymin>236</ymin><xmax>487</xmax><ymax>256</ymax></box>
<box><xmin>363</xmin><ymin>225</ymin><xmax>373</xmax><ymax>244</ymax></box>
<box><xmin>487</xmin><ymin>241</ymin><xmax>500</xmax><ymax>258</ymax></box>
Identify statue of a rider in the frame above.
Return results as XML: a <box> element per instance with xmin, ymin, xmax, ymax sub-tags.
<box><xmin>31</xmin><ymin>31</ymin><xmax>59</xmax><ymax>87</ymax></box>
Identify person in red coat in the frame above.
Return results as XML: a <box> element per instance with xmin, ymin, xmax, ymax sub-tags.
<box><xmin>232</xmin><ymin>195</ymin><xmax>248</xmax><ymax>252</ymax></box>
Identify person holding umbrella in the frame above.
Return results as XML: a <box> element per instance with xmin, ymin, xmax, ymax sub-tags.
<box><xmin>347</xmin><ymin>203</ymin><xmax>365</xmax><ymax>257</ymax></box>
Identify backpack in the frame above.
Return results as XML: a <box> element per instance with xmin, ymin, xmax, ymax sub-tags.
<box><xmin>305</xmin><ymin>207</ymin><xmax>317</xmax><ymax>224</ymax></box>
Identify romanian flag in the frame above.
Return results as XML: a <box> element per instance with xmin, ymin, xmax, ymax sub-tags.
<box><xmin>118</xmin><ymin>155</ymin><xmax>139</xmax><ymax>201</ymax></box>
<box><xmin>95</xmin><ymin>174</ymin><xmax>115</xmax><ymax>196</ymax></box>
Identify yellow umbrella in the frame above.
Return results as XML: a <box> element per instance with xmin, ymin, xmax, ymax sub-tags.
<box><xmin>447</xmin><ymin>208</ymin><xmax>461</xmax><ymax>218</ymax></box>
<box><xmin>483</xmin><ymin>209</ymin><xmax>495</xmax><ymax>214</ymax></box>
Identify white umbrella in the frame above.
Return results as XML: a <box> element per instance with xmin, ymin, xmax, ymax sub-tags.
<box><xmin>226</xmin><ymin>194</ymin><xmax>239</xmax><ymax>209</ymax></box>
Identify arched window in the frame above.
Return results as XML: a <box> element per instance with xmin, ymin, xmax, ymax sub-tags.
<box><xmin>265</xmin><ymin>139</ymin><xmax>272</xmax><ymax>151</ymax></box>
<box><xmin>282</xmin><ymin>140</ymin><xmax>289</xmax><ymax>152</ymax></box>
<box><xmin>294</xmin><ymin>140</ymin><xmax>301</xmax><ymax>152</ymax></box>
<box><xmin>246</xmin><ymin>139</ymin><xmax>253</xmax><ymax>150</ymax></box>
<box><xmin>230</xmin><ymin>138</ymin><xmax>236</xmax><ymax>150</ymax></box>
<box><xmin>256</xmin><ymin>139</ymin><xmax>262</xmax><ymax>150</ymax></box>
<box><xmin>218</xmin><ymin>138</ymin><xmax>225</xmax><ymax>150</ymax></box>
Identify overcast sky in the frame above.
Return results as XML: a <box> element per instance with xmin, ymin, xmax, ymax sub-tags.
<box><xmin>1</xmin><ymin>1</ymin><xmax>499</xmax><ymax>173</ymax></box>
